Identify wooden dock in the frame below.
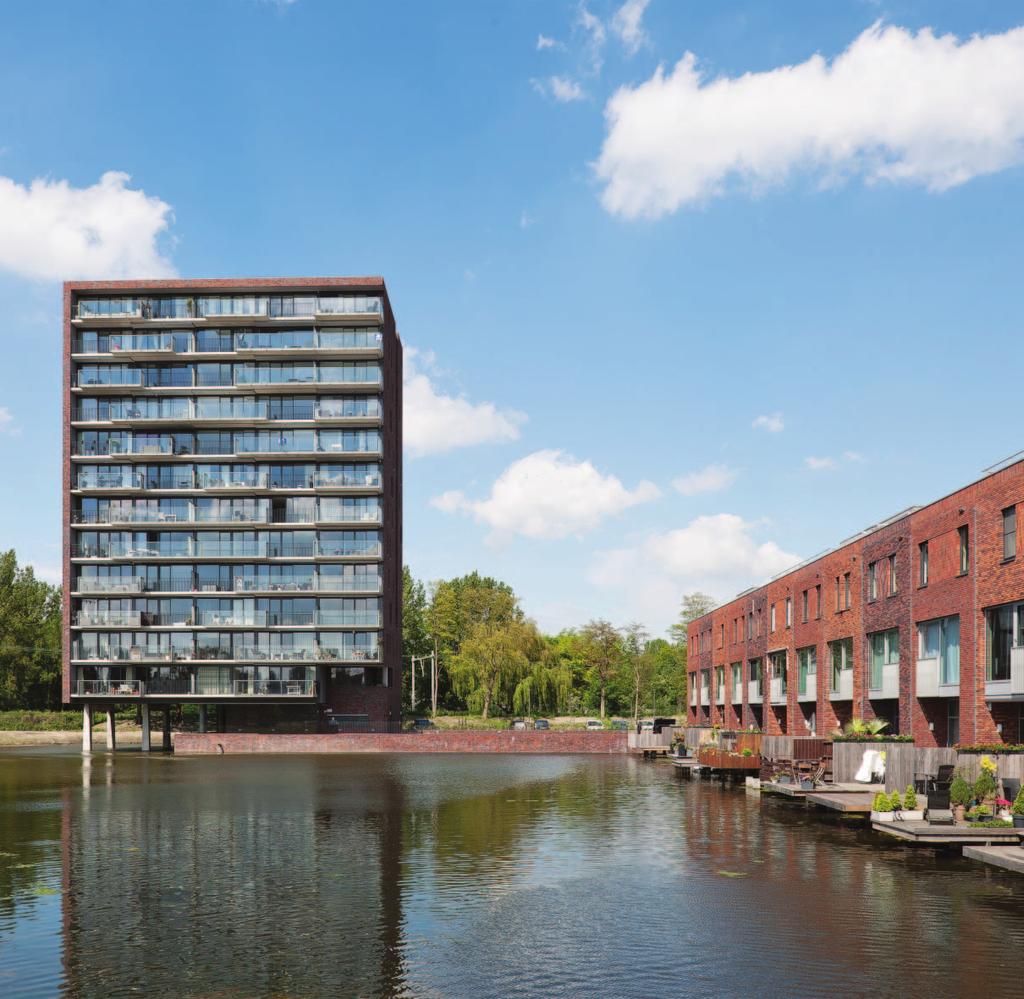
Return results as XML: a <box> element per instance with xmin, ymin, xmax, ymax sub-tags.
<box><xmin>871</xmin><ymin>820</ymin><xmax>1024</xmax><ymax>846</ymax></box>
<box><xmin>805</xmin><ymin>791</ymin><xmax>875</xmax><ymax>814</ymax></box>
<box><xmin>963</xmin><ymin>845</ymin><xmax>1024</xmax><ymax>874</ymax></box>
<box><xmin>762</xmin><ymin>780</ymin><xmax>874</xmax><ymax>799</ymax></box>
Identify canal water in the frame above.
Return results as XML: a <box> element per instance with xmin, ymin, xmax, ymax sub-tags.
<box><xmin>1</xmin><ymin>749</ymin><xmax>1023</xmax><ymax>998</ymax></box>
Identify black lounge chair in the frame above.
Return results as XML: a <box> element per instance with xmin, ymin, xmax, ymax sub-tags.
<box><xmin>935</xmin><ymin>763</ymin><xmax>955</xmax><ymax>785</ymax></box>
<box><xmin>926</xmin><ymin>782</ymin><xmax>954</xmax><ymax>825</ymax></box>
<box><xmin>1003</xmin><ymin>777</ymin><xmax>1021</xmax><ymax>804</ymax></box>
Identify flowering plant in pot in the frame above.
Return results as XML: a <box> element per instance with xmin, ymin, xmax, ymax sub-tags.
<box><xmin>995</xmin><ymin>797</ymin><xmax>1013</xmax><ymax>822</ymax></box>
<box><xmin>1012</xmin><ymin>787</ymin><xmax>1024</xmax><ymax>828</ymax></box>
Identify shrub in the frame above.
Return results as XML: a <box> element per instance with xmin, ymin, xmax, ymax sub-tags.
<box><xmin>872</xmin><ymin>791</ymin><xmax>892</xmax><ymax>813</ymax></box>
<box><xmin>903</xmin><ymin>785</ymin><xmax>918</xmax><ymax>810</ymax></box>
<box><xmin>974</xmin><ymin>767</ymin><xmax>998</xmax><ymax>802</ymax></box>
<box><xmin>1013</xmin><ymin>788</ymin><xmax>1024</xmax><ymax>816</ymax></box>
<box><xmin>950</xmin><ymin>773</ymin><xmax>973</xmax><ymax>807</ymax></box>
<box><xmin>969</xmin><ymin>820</ymin><xmax>1013</xmax><ymax>829</ymax></box>
<box><xmin>957</xmin><ymin>743</ymin><xmax>1024</xmax><ymax>754</ymax></box>
<box><xmin>888</xmin><ymin>790</ymin><xmax>902</xmax><ymax>811</ymax></box>
<box><xmin>741</xmin><ymin>748</ymin><xmax>753</xmax><ymax>757</ymax></box>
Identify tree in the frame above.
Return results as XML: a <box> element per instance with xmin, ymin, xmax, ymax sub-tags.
<box><xmin>621</xmin><ymin>622</ymin><xmax>652</xmax><ymax>723</ymax></box>
<box><xmin>402</xmin><ymin>566</ymin><xmax>432</xmax><ymax>711</ymax></box>
<box><xmin>450</xmin><ymin>618</ymin><xmax>535</xmax><ymax>719</ymax></box>
<box><xmin>647</xmin><ymin>638</ymin><xmax>686</xmax><ymax>716</ymax></box>
<box><xmin>578</xmin><ymin>620</ymin><xmax>622</xmax><ymax>719</ymax></box>
<box><xmin>668</xmin><ymin>591</ymin><xmax>717</xmax><ymax>644</ymax></box>
<box><xmin>0</xmin><ymin>551</ymin><xmax>62</xmax><ymax>710</ymax></box>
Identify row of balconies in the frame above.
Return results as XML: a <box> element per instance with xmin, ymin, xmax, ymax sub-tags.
<box><xmin>74</xmin><ymin>470</ymin><xmax>381</xmax><ymax>492</ymax></box>
<box><xmin>74</xmin><ymin>369</ymin><xmax>381</xmax><ymax>391</ymax></box>
<box><xmin>73</xmin><ymin>440</ymin><xmax>380</xmax><ymax>460</ymax></box>
<box><xmin>73</xmin><ymin>330</ymin><xmax>382</xmax><ymax>358</ymax></box>
<box><xmin>72</xmin><ymin>539</ymin><xmax>380</xmax><ymax>559</ymax></box>
<box><xmin>72</xmin><ymin>643</ymin><xmax>380</xmax><ymax>664</ymax></box>
<box><xmin>73</xmin><ymin>575</ymin><xmax>381</xmax><ymax>595</ymax></box>
<box><xmin>75</xmin><ymin>609</ymin><xmax>379</xmax><ymax>628</ymax></box>
<box><xmin>72</xmin><ymin>402</ymin><xmax>381</xmax><ymax>424</ymax></box>
<box><xmin>74</xmin><ymin>676</ymin><xmax>319</xmax><ymax>698</ymax></box>
<box><xmin>72</xmin><ymin>508</ymin><xmax>379</xmax><ymax>527</ymax></box>
<box><xmin>74</xmin><ymin>293</ymin><xmax>383</xmax><ymax>322</ymax></box>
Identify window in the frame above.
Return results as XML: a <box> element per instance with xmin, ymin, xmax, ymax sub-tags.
<box><xmin>868</xmin><ymin>629</ymin><xmax>899</xmax><ymax>690</ymax></box>
<box><xmin>1003</xmin><ymin>506</ymin><xmax>1017</xmax><ymax>560</ymax></box>
<box><xmin>815</xmin><ymin>584</ymin><xmax>821</xmax><ymax>619</ymax></box>
<box><xmin>731</xmin><ymin>662</ymin><xmax>742</xmax><ymax>693</ymax></box>
<box><xmin>835</xmin><ymin>576</ymin><xmax>840</xmax><ymax>611</ymax></box>
<box><xmin>785</xmin><ymin>597</ymin><xmax>792</xmax><ymax>628</ymax></box>
<box><xmin>797</xmin><ymin>646</ymin><xmax>816</xmax><ymax>696</ymax></box>
<box><xmin>746</xmin><ymin>612</ymin><xmax>753</xmax><ymax>640</ymax></box>
<box><xmin>749</xmin><ymin>658</ymin><xmax>762</xmax><ymax>694</ymax></box>
<box><xmin>919</xmin><ymin>541</ymin><xmax>929</xmax><ymax>586</ymax></box>
<box><xmin>958</xmin><ymin>525</ymin><xmax>969</xmax><ymax>575</ymax></box>
<box><xmin>868</xmin><ymin>561</ymin><xmax>878</xmax><ymax>601</ymax></box>
<box><xmin>770</xmin><ymin>603</ymin><xmax>776</xmax><ymax>632</ymax></box>
<box><xmin>715</xmin><ymin>665</ymin><xmax>724</xmax><ymax>696</ymax></box>
<box><xmin>844</xmin><ymin>572</ymin><xmax>851</xmax><ymax>610</ymax></box>
<box><xmin>987</xmin><ymin>604</ymin><xmax>1015</xmax><ymax>682</ymax></box>
<box><xmin>801</xmin><ymin>589</ymin><xmax>808</xmax><ymax>623</ymax></box>
<box><xmin>830</xmin><ymin>637</ymin><xmax>853</xmax><ymax>692</ymax></box>
<box><xmin>919</xmin><ymin>616</ymin><xmax>960</xmax><ymax>686</ymax></box>
<box><xmin>720</xmin><ymin>623</ymin><xmax>724</xmax><ymax>648</ymax></box>
<box><xmin>888</xmin><ymin>554</ymin><xmax>897</xmax><ymax>595</ymax></box>
<box><xmin>769</xmin><ymin>650</ymin><xmax>787</xmax><ymax>695</ymax></box>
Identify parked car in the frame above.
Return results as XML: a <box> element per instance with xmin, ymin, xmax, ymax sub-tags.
<box><xmin>534</xmin><ymin>718</ymin><xmax>550</xmax><ymax>730</ymax></box>
<box><xmin>585</xmin><ymin>719</ymin><xmax>604</xmax><ymax>731</ymax></box>
<box><xmin>610</xmin><ymin>719</ymin><xmax>628</xmax><ymax>731</ymax></box>
<box><xmin>510</xmin><ymin>718</ymin><xmax>528</xmax><ymax>731</ymax></box>
<box><xmin>640</xmin><ymin>720</ymin><xmax>655</xmax><ymax>732</ymax></box>
<box><xmin>410</xmin><ymin>718</ymin><xmax>436</xmax><ymax>731</ymax></box>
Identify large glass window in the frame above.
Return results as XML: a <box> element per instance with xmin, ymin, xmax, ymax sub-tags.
<box><xmin>869</xmin><ymin>629</ymin><xmax>899</xmax><ymax>690</ymax></box>
<box><xmin>1003</xmin><ymin>507</ymin><xmax>1017</xmax><ymax>560</ymax></box>
<box><xmin>988</xmin><ymin>605</ymin><xmax>1015</xmax><ymax>682</ymax></box>
<box><xmin>797</xmin><ymin>646</ymin><xmax>816</xmax><ymax>695</ymax></box>
<box><xmin>830</xmin><ymin>638</ymin><xmax>853</xmax><ymax>691</ymax></box>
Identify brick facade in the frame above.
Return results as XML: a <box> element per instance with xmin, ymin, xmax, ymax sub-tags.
<box><xmin>687</xmin><ymin>460</ymin><xmax>1024</xmax><ymax>746</ymax></box>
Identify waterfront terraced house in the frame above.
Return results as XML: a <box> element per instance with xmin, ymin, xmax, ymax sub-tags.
<box><xmin>63</xmin><ymin>278</ymin><xmax>402</xmax><ymax>745</ymax></box>
<box><xmin>687</xmin><ymin>457</ymin><xmax>1024</xmax><ymax>748</ymax></box>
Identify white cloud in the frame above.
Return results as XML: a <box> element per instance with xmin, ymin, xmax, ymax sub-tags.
<box><xmin>672</xmin><ymin>463</ymin><xmax>738</xmax><ymax>496</ymax></box>
<box><xmin>432</xmin><ymin>449</ymin><xmax>660</xmax><ymax>541</ymax></box>
<box><xmin>533</xmin><ymin>75</ymin><xmax>586</xmax><ymax>102</ymax></box>
<box><xmin>589</xmin><ymin>513</ymin><xmax>801</xmax><ymax>628</ymax></box>
<box><xmin>577</xmin><ymin>2</ymin><xmax>607</xmax><ymax>74</ymax></box>
<box><xmin>596</xmin><ymin>22</ymin><xmax>1024</xmax><ymax>219</ymax></box>
<box><xmin>403</xmin><ymin>350</ymin><xmax>526</xmax><ymax>458</ymax></box>
<box><xmin>0</xmin><ymin>407</ymin><xmax>15</xmax><ymax>434</ymax></box>
<box><xmin>611</xmin><ymin>0</ymin><xmax>650</xmax><ymax>56</ymax></box>
<box><xmin>804</xmin><ymin>455</ymin><xmax>839</xmax><ymax>471</ymax></box>
<box><xmin>0</xmin><ymin>170</ymin><xmax>175</xmax><ymax>280</ymax></box>
<box><xmin>537</xmin><ymin>34</ymin><xmax>561</xmax><ymax>51</ymax></box>
<box><xmin>752</xmin><ymin>412</ymin><xmax>784</xmax><ymax>433</ymax></box>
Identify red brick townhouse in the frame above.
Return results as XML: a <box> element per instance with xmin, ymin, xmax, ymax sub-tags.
<box><xmin>687</xmin><ymin>458</ymin><xmax>1024</xmax><ymax>747</ymax></box>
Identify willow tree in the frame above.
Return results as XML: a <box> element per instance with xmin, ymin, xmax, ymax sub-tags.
<box><xmin>450</xmin><ymin>618</ymin><xmax>534</xmax><ymax>719</ymax></box>
<box><xmin>513</xmin><ymin>633</ymin><xmax>572</xmax><ymax>717</ymax></box>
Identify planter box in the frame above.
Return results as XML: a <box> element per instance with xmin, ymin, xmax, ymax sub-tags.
<box><xmin>870</xmin><ymin>810</ymin><xmax>894</xmax><ymax>822</ymax></box>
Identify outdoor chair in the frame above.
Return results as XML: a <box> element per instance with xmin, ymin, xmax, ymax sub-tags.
<box><xmin>1002</xmin><ymin>777</ymin><xmax>1021</xmax><ymax>805</ymax></box>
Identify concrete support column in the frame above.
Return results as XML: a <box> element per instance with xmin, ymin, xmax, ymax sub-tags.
<box><xmin>81</xmin><ymin>702</ymin><xmax>93</xmax><ymax>754</ymax></box>
<box><xmin>162</xmin><ymin>708</ymin><xmax>172</xmax><ymax>752</ymax></box>
<box><xmin>140</xmin><ymin>704</ymin><xmax>151</xmax><ymax>752</ymax></box>
<box><xmin>199</xmin><ymin>704</ymin><xmax>207</xmax><ymax>734</ymax></box>
<box><xmin>105</xmin><ymin>708</ymin><xmax>116</xmax><ymax>751</ymax></box>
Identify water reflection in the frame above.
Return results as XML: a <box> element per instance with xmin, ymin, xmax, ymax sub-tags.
<box><xmin>1</xmin><ymin>751</ymin><xmax>1024</xmax><ymax>997</ymax></box>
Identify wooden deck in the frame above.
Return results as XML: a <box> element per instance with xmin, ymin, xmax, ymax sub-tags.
<box><xmin>669</xmin><ymin>756</ymin><xmax>701</xmax><ymax>770</ymax></box>
<box><xmin>872</xmin><ymin>820</ymin><xmax>1024</xmax><ymax>845</ymax></box>
<box><xmin>805</xmin><ymin>791</ymin><xmax>875</xmax><ymax>814</ymax></box>
<box><xmin>963</xmin><ymin>845</ymin><xmax>1024</xmax><ymax>874</ymax></box>
<box><xmin>763</xmin><ymin>780</ymin><xmax>875</xmax><ymax>799</ymax></box>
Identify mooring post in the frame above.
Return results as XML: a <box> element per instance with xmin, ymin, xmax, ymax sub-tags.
<box><xmin>81</xmin><ymin>702</ymin><xmax>93</xmax><ymax>754</ymax></box>
<box><xmin>106</xmin><ymin>708</ymin><xmax>116</xmax><ymax>751</ymax></box>
<box><xmin>140</xmin><ymin>703</ymin><xmax>151</xmax><ymax>752</ymax></box>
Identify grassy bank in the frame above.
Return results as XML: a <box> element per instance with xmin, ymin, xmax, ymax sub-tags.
<box><xmin>0</xmin><ymin>709</ymin><xmax>140</xmax><ymax>732</ymax></box>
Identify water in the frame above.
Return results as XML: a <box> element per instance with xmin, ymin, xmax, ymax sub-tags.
<box><xmin>1</xmin><ymin>749</ymin><xmax>1023</xmax><ymax>998</ymax></box>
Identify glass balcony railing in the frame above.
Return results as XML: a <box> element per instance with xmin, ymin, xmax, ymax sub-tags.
<box><xmin>316</xmin><ymin>645</ymin><xmax>380</xmax><ymax>662</ymax></box>
<box><xmin>75</xmin><ymin>679</ymin><xmax>143</xmax><ymax>696</ymax></box>
<box><xmin>316</xmin><ymin>612</ymin><xmax>382</xmax><ymax>627</ymax></box>
<box><xmin>73</xmin><ymin>543</ymin><xmax>192</xmax><ymax>558</ymax></box>
<box><xmin>77</xmin><ymin>371</ymin><xmax>144</xmax><ymax>388</ymax></box>
<box><xmin>74</xmin><ymin>578</ymin><xmax>146</xmax><ymax>593</ymax></box>
<box><xmin>76</xmin><ymin>294</ymin><xmax>383</xmax><ymax>321</ymax></box>
<box><xmin>75</xmin><ymin>610</ymin><xmax>143</xmax><ymax>628</ymax></box>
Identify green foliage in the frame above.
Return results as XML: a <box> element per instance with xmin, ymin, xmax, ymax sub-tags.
<box><xmin>974</xmin><ymin>767</ymin><xmax>998</xmax><ymax>801</ymax></box>
<box><xmin>0</xmin><ymin>551</ymin><xmax>62</xmax><ymax>710</ymax></box>
<box><xmin>577</xmin><ymin>619</ymin><xmax>624</xmax><ymax>719</ymax></box>
<box><xmin>872</xmin><ymin>791</ymin><xmax>892</xmax><ymax>813</ymax></box>
<box><xmin>668</xmin><ymin>592</ymin><xmax>717</xmax><ymax>645</ymax></box>
<box><xmin>903</xmin><ymin>785</ymin><xmax>917</xmax><ymax>810</ymax></box>
<box><xmin>741</xmin><ymin>748</ymin><xmax>754</xmax><ymax>757</ymax></box>
<box><xmin>968</xmin><ymin>820</ymin><xmax>1013</xmax><ymax>828</ymax></box>
<box><xmin>1013</xmin><ymin>787</ymin><xmax>1024</xmax><ymax>816</ymax></box>
<box><xmin>888</xmin><ymin>790</ymin><xmax>902</xmax><ymax>810</ymax></box>
<box><xmin>956</xmin><ymin>744</ymin><xmax>1024</xmax><ymax>753</ymax></box>
<box><xmin>950</xmin><ymin>773</ymin><xmax>974</xmax><ymax>807</ymax></box>
<box><xmin>832</xmin><ymin>734</ymin><xmax>915</xmax><ymax>743</ymax></box>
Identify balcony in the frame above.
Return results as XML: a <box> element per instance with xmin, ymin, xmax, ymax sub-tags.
<box><xmin>830</xmin><ymin>669</ymin><xmax>853</xmax><ymax>701</ymax></box>
<box><xmin>747</xmin><ymin>679</ymin><xmax>761</xmax><ymax>703</ymax></box>
<box><xmin>76</xmin><ymin>679</ymin><xmax>142</xmax><ymax>696</ymax></box>
<box><xmin>73</xmin><ymin>509</ymin><xmax>192</xmax><ymax>525</ymax></box>
<box><xmin>869</xmin><ymin>662</ymin><xmax>899</xmax><ymax>700</ymax></box>
<box><xmin>75</xmin><ymin>610</ymin><xmax>143</xmax><ymax>628</ymax></box>
<box><xmin>72</xmin><ymin>644</ymin><xmax>194</xmax><ymax>663</ymax></box>
<box><xmin>915</xmin><ymin>657</ymin><xmax>960</xmax><ymax>698</ymax></box>
<box><xmin>231</xmin><ymin>679</ymin><xmax>318</xmax><ymax>697</ymax></box>
<box><xmin>73</xmin><ymin>543</ymin><xmax>192</xmax><ymax>559</ymax></box>
<box><xmin>76</xmin><ymin>371</ymin><xmax>144</xmax><ymax>389</ymax></box>
<box><xmin>317</xmin><ymin>646</ymin><xmax>380</xmax><ymax>663</ymax></box>
<box><xmin>232</xmin><ymin>647</ymin><xmax>317</xmax><ymax>663</ymax></box>
<box><xmin>72</xmin><ymin>675</ymin><xmax>317</xmax><ymax>698</ymax></box>
<box><xmin>985</xmin><ymin>646</ymin><xmax>1024</xmax><ymax>699</ymax></box>
<box><xmin>797</xmin><ymin>674</ymin><xmax>817</xmax><ymax>703</ymax></box>
<box><xmin>100</xmin><ymin>333</ymin><xmax>180</xmax><ymax>359</ymax></box>
<box><xmin>75</xmin><ymin>577</ymin><xmax>145</xmax><ymax>594</ymax></box>
<box><xmin>770</xmin><ymin>677</ymin><xmax>787</xmax><ymax>705</ymax></box>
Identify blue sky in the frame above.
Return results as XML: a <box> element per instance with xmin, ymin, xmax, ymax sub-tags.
<box><xmin>1</xmin><ymin>0</ymin><xmax>1023</xmax><ymax>635</ymax></box>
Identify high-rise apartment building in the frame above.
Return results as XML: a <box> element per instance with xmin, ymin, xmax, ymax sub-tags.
<box><xmin>63</xmin><ymin>278</ymin><xmax>401</xmax><ymax>746</ymax></box>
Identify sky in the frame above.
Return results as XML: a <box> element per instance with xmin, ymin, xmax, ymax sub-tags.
<box><xmin>1</xmin><ymin>0</ymin><xmax>1023</xmax><ymax>637</ymax></box>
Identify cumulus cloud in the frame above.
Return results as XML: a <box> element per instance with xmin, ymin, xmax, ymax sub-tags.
<box><xmin>589</xmin><ymin>513</ymin><xmax>801</xmax><ymax>627</ymax></box>
<box><xmin>533</xmin><ymin>75</ymin><xmax>586</xmax><ymax>102</ymax></box>
<box><xmin>432</xmin><ymin>449</ymin><xmax>660</xmax><ymax>541</ymax></box>
<box><xmin>403</xmin><ymin>350</ymin><xmax>526</xmax><ymax>457</ymax></box>
<box><xmin>672</xmin><ymin>463</ymin><xmax>738</xmax><ymax>496</ymax></box>
<box><xmin>596</xmin><ymin>22</ymin><xmax>1024</xmax><ymax>219</ymax></box>
<box><xmin>611</xmin><ymin>0</ymin><xmax>650</xmax><ymax>56</ymax></box>
<box><xmin>752</xmin><ymin>412</ymin><xmax>784</xmax><ymax>433</ymax></box>
<box><xmin>0</xmin><ymin>170</ymin><xmax>175</xmax><ymax>280</ymax></box>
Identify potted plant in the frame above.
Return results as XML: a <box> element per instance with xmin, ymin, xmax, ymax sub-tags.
<box><xmin>996</xmin><ymin>797</ymin><xmax>1013</xmax><ymax>822</ymax></box>
<box><xmin>900</xmin><ymin>784</ymin><xmax>924</xmax><ymax>821</ymax></box>
<box><xmin>1012</xmin><ymin>787</ymin><xmax>1024</xmax><ymax>828</ymax></box>
<box><xmin>975</xmin><ymin>756</ymin><xmax>998</xmax><ymax>809</ymax></box>
<box><xmin>870</xmin><ymin>790</ymin><xmax>894</xmax><ymax>822</ymax></box>
<box><xmin>949</xmin><ymin>772</ymin><xmax>973</xmax><ymax>824</ymax></box>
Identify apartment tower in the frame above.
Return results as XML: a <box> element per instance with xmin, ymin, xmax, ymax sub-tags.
<box><xmin>63</xmin><ymin>278</ymin><xmax>401</xmax><ymax>745</ymax></box>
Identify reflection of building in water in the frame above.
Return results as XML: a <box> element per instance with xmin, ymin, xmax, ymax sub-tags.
<box><xmin>61</xmin><ymin>756</ymin><xmax>407</xmax><ymax>996</ymax></box>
